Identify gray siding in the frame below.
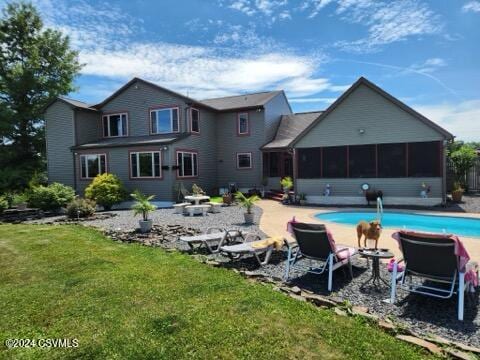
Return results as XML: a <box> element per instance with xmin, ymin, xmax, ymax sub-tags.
<box><xmin>45</xmin><ymin>101</ymin><xmax>75</xmax><ymax>187</ymax></box>
<box><xmin>295</xmin><ymin>83</ymin><xmax>444</xmax><ymax>148</ymax></box>
<box><xmin>264</xmin><ymin>92</ymin><xmax>292</xmax><ymax>143</ymax></box>
<box><xmin>174</xmin><ymin>108</ymin><xmax>218</xmax><ymax>194</ymax></box>
<box><xmin>76</xmin><ymin>146</ymin><xmax>175</xmax><ymax>201</ymax></box>
<box><xmin>216</xmin><ymin>110</ymin><xmax>265</xmax><ymax>188</ymax></box>
<box><xmin>297</xmin><ymin>178</ymin><xmax>442</xmax><ymax>198</ymax></box>
<box><xmin>75</xmin><ymin>110</ymin><xmax>102</xmax><ymax>145</ymax></box>
<box><xmin>100</xmin><ymin>80</ymin><xmax>189</xmax><ymax>137</ymax></box>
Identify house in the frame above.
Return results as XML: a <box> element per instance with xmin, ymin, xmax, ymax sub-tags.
<box><xmin>44</xmin><ymin>76</ymin><xmax>453</xmax><ymax>206</ymax></box>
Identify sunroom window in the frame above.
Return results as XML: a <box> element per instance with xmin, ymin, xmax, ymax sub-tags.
<box><xmin>130</xmin><ymin>151</ymin><xmax>161</xmax><ymax>178</ymax></box>
<box><xmin>80</xmin><ymin>154</ymin><xmax>107</xmax><ymax>179</ymax></box>
<box><xmin>103</xmin><ymin>113</ymin><xmax>127</xmax><ymax>137</ymax></box>
<box><xmin>151</xmin><ymin>107</ymin><xmax>179</xmax><ymax>134</ymax></box>
<box><xmin>177</xmin><ymin>151</ymin><xmax>198</xmax><ymax>178</ymax></box>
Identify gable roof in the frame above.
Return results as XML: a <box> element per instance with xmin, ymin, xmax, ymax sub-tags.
<box><xmin>262</xmin><ymin>111</ymin><xmax>323</xmax><ymax>150</ymax></box>
<box><xmin>44</xmin><ymin>96</ymin><xmax>98</xmax><ymax>112</ymax></box>
<box><xmin>200</xmin><ymin>90</ymin><xmax>283</xmax><ymax>111</ymax></box>
<box><xmin>290</xmin><ymin>77</ymin><xmax>453</xmax><ymax>146</ymax></box>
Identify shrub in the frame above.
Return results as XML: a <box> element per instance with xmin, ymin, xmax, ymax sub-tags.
<box><xmin>85</xmin><ymin>174</ymin><xmax>127</xmax><ymax>211</ymax></box>
<box><xmin>280</xmin><ymin>176</ymin><xmax>293</xmax><ymax>192</ymax></box>
<box><xmin>28</xmin><ymin>183</ymin><xmax>75</xmax><ymax>211</ymax></box>
<box><xmin>131</xmin><ymin>190</ymin><xmax>156</xmax><ymax>221</ymax></box>
<box><xmin>450</xmin><ymin>145</ymin><xmax>477</xmax><ymax>190</ymax></box>
<box><xmin>0</xmin><ymin>196</ymin><xmax>8</xmax><ymax>214</ymax></box>
<box><xmin>66</xmin><ymin>197</ymin><xmax>96</xmax><ymax>219</ymax></box>
<box><xmin>12</xmin><ymin>192</ymin><xmax>28</xmax><ymax>206</ymax></box>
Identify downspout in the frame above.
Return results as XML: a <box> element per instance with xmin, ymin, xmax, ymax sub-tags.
<box><xmin>442</xmin><ymin>139</ymin><xmax>448</xmax><ymax>206</ymax></box>
<box><xmin>72</xmin><ymin>151</ymin><xmax>78</xmax><ymax>194</ymax></box>
<box><xmin>291</xmin><ymin>147</ymin><xmax>297</xmax><ymax>199</ymax></box>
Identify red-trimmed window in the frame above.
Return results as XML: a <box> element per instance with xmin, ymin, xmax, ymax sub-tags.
<box><xmin>151</xmin><ymin>107</ymin><xmax>179</xmax><ymax>134</ymax></box>
<box><xmin>103</xmin><ymin>113</ymin><xmax>127</xmax><ymax>137</ymax></box>
<box><xmin>238</xmin><ymin>113</ymin><xmax>249</xmax><ymax>135</ymax></box>
<box><xmin>237</xmin><ymin>153</ymin><xmax>252</xmax><ymax>169</ymax></box>
<box><xmin>80</xmin><ymin>154</ymin><xmax>107</xmax><ymax>179</ymax></box>
<box><xmin>191</xmin><ymin>108</ymin><xmax>200</xmax><ymax>133</ymax></box>
<box><xmin>130</xmin><ymin>151</ymin><xmax>162</xmax><ymax>178</ymax></box>
<box><xmin>177</xmin><ymin>151</ymin><xmax>198</xmax><ymax>178</ymax></box>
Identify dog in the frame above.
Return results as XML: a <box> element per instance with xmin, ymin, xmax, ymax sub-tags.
<box><xmin>356</xmin><ymin>220</ymin><xmax>382</xmax><ymax>248</ymax></box>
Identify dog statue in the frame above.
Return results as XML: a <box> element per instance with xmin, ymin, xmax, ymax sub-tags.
<box><xmin>356</xmin><ymin>220</ymin><xmax>382</xmax><ymax>248</ymax></box>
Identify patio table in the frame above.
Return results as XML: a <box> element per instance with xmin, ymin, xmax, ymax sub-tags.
<box><xmin>184</xmin><ymin>195</ymin><xmax>210</xmax><ymax>205</ymax></box>
<box><xmin>359</xmin><ymin>248</ymin><xmax>394</xmax><ymax>291</ymax></box>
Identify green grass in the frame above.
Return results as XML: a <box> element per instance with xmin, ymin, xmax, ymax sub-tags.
<box><xmin>209</xmin><ymin>196</ymin><xmax>223</xmax><ymax>203</ymax></box>
<box><xmin>0</xmin><ymin>225</ymin><xmax>435</xmax><ymax>359</ymax></box>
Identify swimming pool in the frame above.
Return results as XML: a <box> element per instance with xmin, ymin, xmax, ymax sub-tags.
<box><xmin>314</xmin><ymin>211</ymin><xmax>480</xmax><ymax>238</ymax></box>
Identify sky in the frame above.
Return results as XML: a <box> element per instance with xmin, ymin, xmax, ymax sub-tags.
<box><xmin>2</xmin><ymin>0</ymin><xmax>479</xmax><ymax>140</ymax></box>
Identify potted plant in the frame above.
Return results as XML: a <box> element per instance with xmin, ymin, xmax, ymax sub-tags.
<box><xmin>451</xmin><ymin>182</ymin><xmax>464</xmax><ymax>203</ymax></box>
<box><xmin>299</xmin><ymin>193</ymin><xmax>307</xmax><ymax>206</ymax></box>
<box><xmin>280</xmin><ymin>176</ymin><xmax>293</xmax><ymax>204</ymax></box>
<box><xmin>235</xmin><ymin>191</ymin><xmax>259</xmax><ymax>224</ymax></box>
<box><xmin>222</xmin><ymin>192</ymin><xmax>232</xmax><ymax>205</ymax></box>
<box><xmin>449</xmin><ymin>144</ymin><xmax>477</xmax><ymax>193</ymax></box>
<box><xmin>131</xmin><ymin>190</ymin><xmax>157</xmax><ymax>233</ymax></box>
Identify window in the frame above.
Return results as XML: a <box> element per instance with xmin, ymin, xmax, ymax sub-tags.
<box><xmin>237</xmin><ymin>153</ymin><xmax>252</xmax><ymax>169</ymax></box>
<box><xmin>349</xmin><ymin>144</ymin><xmax>376</xmax><ymax>178</ymax></box>
<box><xmin>298</xmin><ymin>148</ymin><xmax>321</xmax><ymax>178</ymax></box>
<box><xmin>378</xmin><ymin>143</ymin><xmax>406</xmax><ymax>177</ymax></box>
<box><xmin>80</xmin><ymin>154</ymin><xmax>107</xmax><ymax>179</ymax></box>
<box><xmin>103</xmin><ymin>113</ymin><xmax>127</xmax><ymax>137</ymax></box>
<box><xmin>151</xmin><ymin>107</ymin><xmax>179</xmax><ymax>134</ymax></box>
<box><xmin>322</xmin><ymin>146</ymin><xmax>347</xmax><ymax>178</ymax></box>
<box><xmin>190</xmin><ymin>108</ymin><xmax>200</xmax><ymax>133</ymax></box>
<box><xmin>130</xmin><ymin>151</ymin><xmax>161</xmax><ymax>178</ymax></box>
<box><xmin>237</xmin><ymin>113</ymin><xmax>249</xmax><ymax>135</ymax></box>
<box><xmin>268</xmin><ymin>152</ymin><xmax>279</xmax><ymax>177</ymax></box>
<box><xmin>408</xmin><ymin>141</ymin><xmax>441</xmax><ymax>177</ymax></box>
<box><xmin>177</xmin><ymin>151</ymin><xmax>198</xmax><ymax>178</ymax></box>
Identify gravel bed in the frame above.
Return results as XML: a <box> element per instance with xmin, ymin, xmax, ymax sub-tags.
<box><xmin>27</xmin><ymin>204</ymin><xmax>480</xmax><ymax>347</ymax></box>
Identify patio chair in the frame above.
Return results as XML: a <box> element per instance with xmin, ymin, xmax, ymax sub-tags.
<box><xmin>179</xmin><ymin>228</ymin><xmax>244</xmax><ymax>254</ymax></box>
<box><xmin>285</xmin><ymin>222</ymin><xmax>357</xmax><ymax>292</ymax></box>
<box><xmin>389</xmin><ymin>230</ymin><xmax>477</xmax><ymax>321</ymax></box>
<box><xmin>220</xmin><ymin>234</ymin><xmax>284</xmax><ymax>266</ymax></box>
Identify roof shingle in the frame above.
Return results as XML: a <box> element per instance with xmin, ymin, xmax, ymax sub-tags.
<box><xmin>200</xmin><ymin>91</ymin><xmax>282</xmax><ymax>111</ymax></box>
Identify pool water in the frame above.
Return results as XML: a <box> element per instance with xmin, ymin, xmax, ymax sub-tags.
<box><xmin>314</xmin><ymin>211</ymin><xmax>480</xmax><ymax>238</ymax></box>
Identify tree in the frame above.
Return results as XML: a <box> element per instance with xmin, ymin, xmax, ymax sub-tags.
<box><xmin>0</xmin><ymin>2</ymin><xmax>82</xmax><ymax>191</ymax></box>
<box><xmin>450</xmin><ymin>145</ymin><xmax>477</xmax><ymax>190</ymax></box>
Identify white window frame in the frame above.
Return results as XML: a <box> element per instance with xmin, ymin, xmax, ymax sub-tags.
<box><xmin>102</xmin><ymin>113</ymin><xmax>128</xmax><ymax>137</ymax></box>
<box><xmin>237</xmin><ymin>112</ymin><xmax>249</xmax><ymax>135</ymax></box>
<box><xmin>130</xmin><ymin>151</ymin><xmax>162</xmax><ymax>179</ymax></box>
<box><xmin>150</xmin><ymin>107</ymin><xmax>180</xmax><ymax>134</ymax></box>
<box><xmin>177</xmin><ymin>151</ymin><xmax>198</xmax><ymax>178</ymax></box>
<box><xmin>237</xmin><ymin>152</ymin><xmax>252</xmax><ymax>169</ymax></box>
<box><xmin>80</xmin><ymin>154</ymin><xmax>107</xmax><ymax>179</ymax></box>
<box><xmin>190</xmin><ymin>108</ymin><xmax>200</xmax><ymax>134</ymax></box>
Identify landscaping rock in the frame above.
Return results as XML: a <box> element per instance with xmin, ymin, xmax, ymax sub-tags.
<box><xmin>334</xmin><ymin>308</ymin><xmax>348</xmax><ymax>317</ymax></box>
<box><xmin>289</xmin><ymin>286</ymin><xmax>302</xmax><ymax>295</ymax></box>
<box><xmin>289</xmin><ymin>293</ymin><xmax>306</xmax><ymax>302</ymax></box>
<box><xmin>300</xmin><ymin>292</ymin><xmax>337</xmax><ymax>308</ymax></box>
<box><xmin>395</xmin><ymin>335</ymin><xmax>442</xmax><ymax>355</ymax></box>
<box><xmin>444</xmin><ymin>347</ymin><xmax>477</xmax><ymax>360</ymax></box>
<box><xmin>452</xmin><ymin>342</ymin><xmax>480</xmax><ymax>354</ymax></box>
<box><xmin>378</xmin><ymin>320</ymin><xmax>396</xmax><ymax>333</ymax></box>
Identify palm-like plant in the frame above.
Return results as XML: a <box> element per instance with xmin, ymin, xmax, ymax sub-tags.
<box><xmin>234</xmin><ymin>191</ymin><xmax>260</xmax><ymax>214</ymax></box>
<box><xmin>131</xmin><ymin>190</ymin><xmax>157</xmax><ymax>221</ymax></box>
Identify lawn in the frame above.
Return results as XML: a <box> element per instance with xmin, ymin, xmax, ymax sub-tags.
<box><xmin>209</xmin><ymin>196</ymin><xmax>223</xmax><ymax>203</ymax></box>
<box><xmin>0</xmin><ymin>225</ymin><xmax>435</xmax><ymax>359</ymax></box>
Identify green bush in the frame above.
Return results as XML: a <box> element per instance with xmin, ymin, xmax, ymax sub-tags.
<box><xmin>66</xmin><ymin>197</ymin><xmax>96</xmax><ymax>219</ymax></box>
<box><xmin>12</xmin><ymin>192</ymin><xmax>28</xmax><ymax>206</ymax></box>
<box><xmin>28</xmin><ymin>183</ymin><xmax>75</xmax><ymax>211</ymax></box>
<box><xmin>0</xmin><ymin>196</ymin><xmax>8</xmax><ymax>214</ymax></box>
<box><xmin>85</xmin><ymin>174</ymin><xmax>127</xmax><ymax>210</ymax></box>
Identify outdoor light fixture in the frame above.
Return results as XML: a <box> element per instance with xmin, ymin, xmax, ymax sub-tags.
<box><xmin>358</xmin><ymin>128</ymin><xmax>365</xmax><ymax>134</ymax></box>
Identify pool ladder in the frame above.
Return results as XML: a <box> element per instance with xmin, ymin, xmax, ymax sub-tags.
<box><xmin>376</xmin><ymin>197</ymin><xmax>383</xmax><ymax>223</ymax></box>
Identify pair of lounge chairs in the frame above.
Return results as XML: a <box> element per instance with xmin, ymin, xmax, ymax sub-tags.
<box><xmin>179</xmin><ymin>228</ymin><xmax>281</xmax><ymax>265</ymax></box>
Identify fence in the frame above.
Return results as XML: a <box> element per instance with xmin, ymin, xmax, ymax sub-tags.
<box><xmin>447</xmin><ymin>158</ymin><xmax>480</xmax><ymax>192</ymax></box>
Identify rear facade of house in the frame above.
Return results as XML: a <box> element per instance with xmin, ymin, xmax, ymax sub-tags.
<box><xmin>45</xmin><ymin>77</ymin><xmax>453</xmax><ymax>206</ymax></box>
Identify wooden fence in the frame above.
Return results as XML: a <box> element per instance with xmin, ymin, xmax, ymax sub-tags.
<box><xmin>447</xmin><ymin>158</ymin><xmax>480</xmax><ymax>192</ymax></box>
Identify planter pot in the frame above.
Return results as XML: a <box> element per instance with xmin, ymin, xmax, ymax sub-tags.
<box><xmin>452</xmin><ymin>190</ymin><xmax>464</xmax><ymax>203</ymax></box>
<box><xmin>139</xmin><ymin>219</ymin><xmax>153</xmax><ymax>233</ymax></box>
<box><xmin>244</xmin><ymin>212</ymin><xmax>254</xmax><ymax>224</ymax></box>
<box><xmin>17</xmin><ymin>203</ymin><xmax>27</xmax><ymax>211</ymax></box>
<box><xmin>223</xmin><ymin>194</ymin><xmax>232</xmax><ymax>205</ymax></box>
<box><xmin>299</xmin><ymin>200</ymin><xmax>306</xmax><ymax>206</ymax></box>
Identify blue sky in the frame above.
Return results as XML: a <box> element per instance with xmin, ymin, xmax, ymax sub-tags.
<box><xmin>3</xmin><ymin>0</ymin><xmax>479</xmax><ymax>140</ymax></box>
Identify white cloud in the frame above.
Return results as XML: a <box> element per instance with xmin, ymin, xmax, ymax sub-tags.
<box><xmin>333</xmin><ymin>0</ymin><xmax>442</xmax><ymax>53</ymax></box>
<box><xmin>462</xmin><ymin>1</ymin><xmax>480</xmax><ymax>13</ymax></box>
<box><xmin>289</xmin><ymin>97</ymin><xmax>336</xmax><ymax>103</ymax></box>
<box><xmin>415</xmin><ymin>100</ymin><xmax>480</xmax><ymax>141</ymax></box>
<box><xmin>223</xmin><ymin>0</ymin><xmax>291</xmax><ymax>22</ymax></box>
<box><xmin>407</xmin><ymin>58</ymin><xmax>447</xmax><ymax>74</ymax></box>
